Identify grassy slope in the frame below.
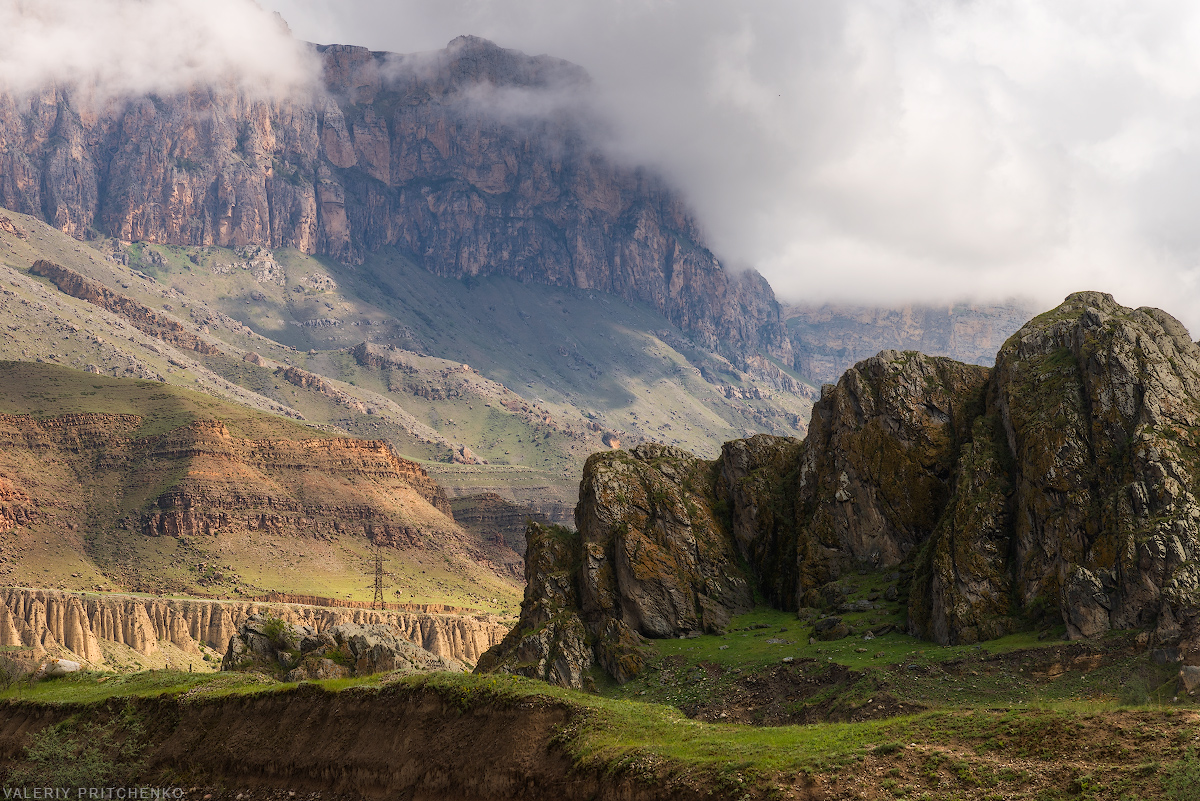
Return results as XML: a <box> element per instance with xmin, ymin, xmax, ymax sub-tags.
<box><xmin>0</xmin><ymin>362</ymin><xmax>521</xmax><ymax>611</ymax></box>
<box><xmin>2</xmin><ymin>669</ymin><xmax>1197</xmax><ymax>800</ymax></box>
<box><xmin>0</xmin><ymin>207</ymin><xmax>813</xmax><ymax>506</ymax></box>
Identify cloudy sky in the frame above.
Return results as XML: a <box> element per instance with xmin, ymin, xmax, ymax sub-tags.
<box><xmin>6</xmin><ymin>1</ymin><xmax>1200</xmax><ymax>324</ymax></box>
<box><xmin>261</xmin><ymin>0</ymin><xmax>1200</xmax><ymax>322</ymax></box>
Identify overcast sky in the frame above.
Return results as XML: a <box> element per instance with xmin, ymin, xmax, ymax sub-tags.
<box><xmin>258</xmin><ymin>0</ymin><xmax>1200</xmax><ymax>325</ymax></box>
<box><xmin>7</xmin><ymin>1</ymin><xmax>1200</xmax><ymax>327</ymax></box>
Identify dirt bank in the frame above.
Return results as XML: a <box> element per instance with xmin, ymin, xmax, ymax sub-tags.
<box><xmin>0</xmin><ymin>683</ymin><xmax>734</xmax><ymax>801</ymax></box>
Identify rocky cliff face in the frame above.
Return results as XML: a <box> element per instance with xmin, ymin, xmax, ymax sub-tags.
<box><xmin>0</xmin><ymin>408</ymin><xmax>512</xmax><ymax>597</ymax></box>
<box><xmin>483</xmin><ymin>293</ymin><xmax>1200</xmax><ymax>685</ymax></box>
<box><xmin>0</xmin><ymin>587</ymin><xmax>506</xmax><ymax>668</ymax></box>
<box><xmin>785</xmin><ymin>301</ymin><xmax>1032</xmax><ymax>385</ymax></box>
<box><xmin>0</xmin><ymin>36</ymin><xmax>789</xmax><ymax>363</ymax></box>
<box><xmin>963</xmin><ymin>293</ymin><xmax>1200</xmax><ymax>639</ymax></box>
<box><xmin>479</xmin><ymin>444</ymin><xmax>754</xmax><ymax>687</ymax></box>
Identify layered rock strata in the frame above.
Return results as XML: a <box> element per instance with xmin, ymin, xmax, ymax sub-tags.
<box><xmin>0</xmin><ymin>411</ymin><xmax>455</xmax><ymax>546</ymax></box>
<box><xmin>0</xmin><ymin>587</ymin><xmax>505</xmax><ymax>667</ymax></box>
<box><xmin>29</xmin><ymin>260</ymin><xmax>221</xmax><ymax>355</ymax></box>
<box><xmin>0</xmin><ymin>36</ymin><xmax>790</xmax><ymax>362</ymax></box>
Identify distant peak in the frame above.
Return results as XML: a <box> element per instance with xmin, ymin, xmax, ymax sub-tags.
<box><xmin>446</xmin><ymin>35</ymin><xmax>502</xmax><ymax>53</ymax></box>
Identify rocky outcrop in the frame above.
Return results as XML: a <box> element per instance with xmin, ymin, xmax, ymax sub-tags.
<box><xmin>28</xmin><ymin>260</ymin><xmax>221</xmax><ymax>355</ymax></box>
<box><xmin>0</xmin><ymin>213</ymin><xmax>26</xmax><ymax>239</ymax></box>
<box><xmin>222</xmin><ymin>613</ymin><xmax>461</xmax><ymax>678</ymax></box>
<box><xmin>485</xmin><ymin>293</ymin><xmax>1200</xmax><ymax>679</ymax></box>
<box><xmin>0</xmin><ymin>476</ymin><xmax>36</xmax><ymax>533</ymax></box>
<box><xmin>479</xmin><ymin>444</ymin><xmax>753</xmax><ymax>686</ymax></box>
<box><xmin>574</xmin><ymin>443</ymin><xmax>752</xmax><ymax>647</ymax></box>
<box><xmin>0</xmin><ymin>587</ymin><xmax>506</xmax><ymax>668</ymax></box>
<box><xmin>972</xmin><ymin>294</ymin><xmax>1200</xmax><ymax>638</ymax></box>
<box><xmin>0</xmin><ymin>36</ymin><xmax>790</xmax><ymax>362</ymax></box>
<box><xmin>475</xmin><ymin>523</ymin><xmax>595</xmax><ymax>689</ymax></box>
<box><xmin>786</xmin><ymin>353</ymin><xmax>989</xmax><ymax>599</ymax></box>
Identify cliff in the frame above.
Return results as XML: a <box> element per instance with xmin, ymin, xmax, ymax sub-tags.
<box><xmin>785</xmin><ymin>301</ymin><xmax>1031</xmax><ymax>385</ymax></box>
<box><xmin>0</xmin><ymin>397</ymin><xmax>523</xmax><ymax>600</ymax></box>
<box><xmin>0</xmin><ymin>587</ymin><xmax>506</xmax><ymax>668</ymax></box>
<box><xmin>0</xmin><ymin>36</ymin><xmax>789</xmax><ymax>362</ymax></box>
<box><xmin>481</xmin><ymin>293</ymin><xmax>1200</xmax><ymax>685</ymax></box>
<box><xmin>0</xmin><ymin>412</ymin><xmax>454</xmax><ymax>540</ymax></box>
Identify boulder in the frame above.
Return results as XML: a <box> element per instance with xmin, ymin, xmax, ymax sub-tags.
<box><xmin>1179</xmin><ymin>665</ymin><xmax>1200</xmax><ymax>695</ymax></box>
<box><xmin>40</xmin><ymin>658</ymin><xmax>80</xmax><ymax>677</ymax></box>
<box><xmin>222</xmin><ymin>613</ymin><xmax>460</xmax><ymax>678</ymax></box>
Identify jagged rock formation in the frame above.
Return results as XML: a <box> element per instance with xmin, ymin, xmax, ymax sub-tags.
<box><xmin>482</xmin><ymin>293</ymin><xmax>1200</xmax><ymax>685</ymax></box>
<box><xmin>785</xmin><ymin>301</ymin><xmax>1032</xmax><ymax>385</ymax></box>
<box><xmin>0</xmin><ymin>36</ymin><xmax>790</xmax><ymax>363</ymax></box>
<box><xmin>222</xmin><ymin>613</ymin><xmax>462</xmax><ymax>679</ymax></box>
<box><xmin>29</xmin><ymin>260</ymin><xmax>220</xmax><ymax>355</ymax></box>
<box><xmin>0</xmin><ymin>587</ymin><xmax>505</xmax><ymax>668</ymax></box>
<box><xmin>479</xmin><ymin>444</ymin><xmax>753</xmax><ymax>686</ymax></box>
<box><xmin>475</xmin><ymin>523</ymin><xmax>595</xmax><ymax>688</ymax></box>
<box><xmin>914</xmin><ymin>292</ymin><xmax>1200</xmax><ymax>643</ymax></box>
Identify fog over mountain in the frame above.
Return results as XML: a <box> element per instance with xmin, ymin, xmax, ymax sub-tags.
<box><xmin>7</xmin><ymin>0</ymin><xmax>1200</xmax><ymax>330</ymax></box>
<box><xmin>266</xmin><ymin>0</ymin><xmax>1200</xmax><ymax>331</ymax></box>
<box><xmin>0</xmin><ymin>0</ymin><xmax>317</xmax><ymax>97</ymax></box>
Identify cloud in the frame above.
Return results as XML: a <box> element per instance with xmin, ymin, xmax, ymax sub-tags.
<box><xmin>224</xmin><ymin>2</ymin><xmax>1200</xmax><ymax>329</ymax></box>
<box><xmin>0</xmin><ymin>0</ymin><xmax>319</xmax><ymax>98</ymax></box>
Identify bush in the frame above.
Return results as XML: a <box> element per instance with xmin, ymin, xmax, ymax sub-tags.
<box><xmin>7</xmin><ymin>704</ymin><xmax>146</xmax><ymax>787</ymax></box>
<box><xmin>260</xmin><ymin>615</ymin><xmax>291</xmax><ymax>650</ymax></box>
<box><xmin>0</xmin><ymin>652</ymin><xmax>31</xmax><ymax>690</ymax></box>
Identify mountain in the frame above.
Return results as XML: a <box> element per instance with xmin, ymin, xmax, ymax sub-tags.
<box><xmin>0</xmin><ymin>35</ymin><xmax>789</xmax><ymax>365</ymax></box>
<box><xmin>480</xmin><ymin>291</ymin><xmax>1200</xmax><ymax>686</ymax></box>
<box><xmin>784</xmin><ymin>300</ymin><xmax>1034</xmax><ymax>385</ymax></box>
<box><xmin>0</xmin><ymin>207</ymin><xmax>812</xmax><ymax>517</ymax></box>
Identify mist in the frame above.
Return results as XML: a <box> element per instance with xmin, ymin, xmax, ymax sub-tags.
<box><xmin>259</xmin><ymin>0</ymin><xmax>1200</xmax><ymax>329</ymax></box>
<box><xmin>0</xmin><ymin>0</ymin><xmax>318</xmax><ymax>99</ymax></box>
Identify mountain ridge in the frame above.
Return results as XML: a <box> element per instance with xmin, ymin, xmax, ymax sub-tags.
<box><xmin>0</xmin><ymin>35</ymin><xmax>789</xmax><ymax>365</ymax></box>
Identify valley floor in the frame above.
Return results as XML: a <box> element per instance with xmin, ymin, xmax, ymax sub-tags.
<box><xmin>1</xmin><ymin>598</ymin><xmax>1198</xmax><ymax>800</ymax></box>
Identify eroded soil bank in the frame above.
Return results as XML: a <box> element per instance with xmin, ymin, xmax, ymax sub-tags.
<box><xmin>0</xmin><ymin>683</ymin><xmax>736</xmax><ymax>801</ymax></box>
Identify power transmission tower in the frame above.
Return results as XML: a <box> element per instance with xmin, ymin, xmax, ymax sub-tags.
<box><xmin>372</xmin><ymin>545</ymin><xmax>384</xmax><ymax>610</ymax></box>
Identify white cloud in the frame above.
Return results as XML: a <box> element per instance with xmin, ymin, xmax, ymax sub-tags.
<box><xmin>97</xmin><ymin>0</ymin><xmax>1200</xmax><ymax>329</ymax></box>
<box><xmin>0</xmin><ymin>0</ymin><xmax>318</xmax><ymax>98</ymax></box>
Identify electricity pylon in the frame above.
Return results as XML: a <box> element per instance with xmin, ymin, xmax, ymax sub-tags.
<box><xmin>372</xmin><ymin>544</ymin><xmax>384</xmax><ymax>610</ymax></box>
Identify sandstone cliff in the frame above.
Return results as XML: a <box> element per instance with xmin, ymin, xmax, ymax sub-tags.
<box><xmin>0</xmin><ymin>412</ymin><xmax>454</xmax><ymax>540</ymax></box>
<box><xmin>0</xmin><ymin>36</ymin><xmax>789</xmax><ymax>363</ymax></box>
<box><xmin>0</xmin><ymin>587</ymin><xmax>506</xmax><ymax>668</ymax></box>
<box><xmin>0</xmin><ymin>406</ymin><xmax>518</xmax><ymax>598</ymax></box>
